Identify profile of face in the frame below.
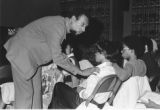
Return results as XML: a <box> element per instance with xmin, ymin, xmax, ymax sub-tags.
<box><xmin>121</xmin><ymin>44</ymin><xmax>132</xmax><ymax>59</ymax></box>
<box><xmin>70</xmin><ymin>15</ymin><xmax>89</xmax><ymax>35</ymax></box>
<box><xmin>95</xmin><ymin>52</ymin><xmax>105</xmax><ymax>63</ymax></box>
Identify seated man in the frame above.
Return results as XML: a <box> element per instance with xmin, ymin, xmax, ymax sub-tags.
<box><xmin>48</xmin><ymin>41</ymin><xmax>121</xmax><ymax>109</ymax></box>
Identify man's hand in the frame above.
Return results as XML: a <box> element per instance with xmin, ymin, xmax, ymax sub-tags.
<box><xmin>82</xmin><ymin>67</ymin><xmax>100</xmax><ymax>76</ymax></box>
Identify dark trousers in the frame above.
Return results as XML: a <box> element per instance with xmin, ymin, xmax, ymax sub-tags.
<box><xmin>48</xmin><ymin>82</ymin><xmax>83</xmax><ymax>109</ymax></box>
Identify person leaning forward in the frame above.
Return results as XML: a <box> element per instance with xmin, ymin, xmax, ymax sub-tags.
<box><xmin>4</xmin><ymin>13</ymin><xmax>99</xmax><ymax>109</ymax></box>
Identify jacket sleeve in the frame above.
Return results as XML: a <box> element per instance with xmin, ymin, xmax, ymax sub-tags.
<box><xmin>45</xmin><ymin>21</ymin><xmax>83</xmax><ymax>76</ymax></box>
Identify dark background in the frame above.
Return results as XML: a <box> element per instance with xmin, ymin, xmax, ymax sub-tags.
<box><xmin>0</xmin><ymin>0</ymin><xmax>130</xmax><ymax>65</ymax></box>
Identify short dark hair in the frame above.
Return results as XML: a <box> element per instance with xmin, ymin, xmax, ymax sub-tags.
<box><xmin>100</xmin><ymin>41</ymin><xmax>122</xmax><ymax>65</ymax></box>
<box><xmin>123</xmin><ymin>35</ymin><xmax>145</xmax><ymax>58</ymax></box>
<box><xmin>62</xmin><ymin>11</ymin><xmax>90</xmax><ymax>24</ymax></box>
<box><xmin>62</xmin><ymin>11</ymin><xmax>90</xmax><ymax>18</ymax></box>
<box><xmin>85</xmin><ymin>43</ymin><xmax>103</xmax><ymax>66</ymax></box>
<box><xmin>86</xmin><ymin>41</ymin><xmax>122</xmax><ymax>66</ymax></box>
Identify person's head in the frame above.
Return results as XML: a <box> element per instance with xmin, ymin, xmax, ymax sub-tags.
<box><xmin>121</xmin><ymin>36</ymin><xmax>145</xmax><ymax>60</ymax></box>
<box><xmin>94</xmin><ymin>44</ymin><xmax>106</xmax><ymax>64</ymax></box>
<box><xmin>68</xmin><ymin>14</ymin><xmax>89</xmax><ymax>35</ymax></box>
<box><xmin>65</xmin><ymin>44</ymin><xmax>73</xmax><ymax>55</ymax></box>
<box><xmin>85</xmin><ymin>43</ymin><xmax>106</xmax><ymax>66</ymax></box>
<box><xmin>140</xmin><ymin>37</ymin><xmax>153</xmax><ymax>53</ymax></box>
<box><xmin>62</xmin><ymin>40</ymin><xmax>73</xmax><ymax>55</ymax></box>
<box><xmin>100</xmin><ymin>41</ymin><xmax>122</xmax><ymax>65</ymax></box>
<box><xmin>86</xmin><ymin>41</ymin><xmax>120</xmax><ymax>66</ymax></box>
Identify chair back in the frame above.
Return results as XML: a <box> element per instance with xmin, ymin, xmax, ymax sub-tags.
<box><xmin>85</xmin><ymin>74</ymin><xmax>122</xmax><ymax>107</ymax></box>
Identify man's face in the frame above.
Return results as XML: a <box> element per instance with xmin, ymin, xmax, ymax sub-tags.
<box><xmin>65</xmin><ymin>44</ymin><xmax>73</xmax><ymax>55</ymax></box>
<box><xmin>95</xmin><ymin>52</ymin><xmax>105</xmax><ymax>63</ymax></box>
<box><xmin>71</xmin><ymin>15</ymin><xmax>88</xmax><ymax>35</ymax></box>
<box><xmin>121</xmin><ymin>44</ymin><xmax>131</xmax><ymax>59</ymax></box>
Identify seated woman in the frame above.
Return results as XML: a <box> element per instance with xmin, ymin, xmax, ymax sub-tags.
<box><xmin>105</xmin><ymin>36</ymin><xmax>151</xmax><ymax>109</ymax></box>
<box><xmin>48</xmin><ymin>41</ymin><xmax>121</xmax><ymax>109</ymax></box>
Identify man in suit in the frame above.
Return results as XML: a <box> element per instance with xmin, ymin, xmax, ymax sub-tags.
<box><xmin>4</xmin><ymin>13</ymin><xmax>99</xmax><ymax>109</ymax></box>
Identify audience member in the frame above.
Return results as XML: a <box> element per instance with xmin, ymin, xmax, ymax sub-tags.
<box><xmin>113</xmin><ymin>36</ymin><xmax>146</xmax><ymax>81</ymax></box>
<box><xmin>49</xmin><ymin>41</ymin><xmax>121</xmax><ymax>109</ymax></box>
<box><xmin>110</xmin><ymin>36</ymin><xmax>151</xmax><ymax>108</ymax></box>
<box><xmin>140</xmin><ymin>37</ymin><xmax>160</xmax><ymax>91</ymax></box>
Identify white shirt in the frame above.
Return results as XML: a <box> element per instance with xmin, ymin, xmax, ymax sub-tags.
<box><xmin>112</xmin><ymin>76</ymin><xmax>151</xmax><ymax>109</ymax></box>
<box><xmin>79</xmin><ymin>61</ymin><xmax>116</xmax><ymax>103</ymax></box>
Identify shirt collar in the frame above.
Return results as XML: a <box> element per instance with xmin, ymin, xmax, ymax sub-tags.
<box><xmin>97</xmin><ymin>61</ymin><xmax>112</xmax><ymax>68</ymax></box>
<box><xmin>67</xmin><ymin>53</ymin><xmax>74</xmax><ymax>57</ymax></box>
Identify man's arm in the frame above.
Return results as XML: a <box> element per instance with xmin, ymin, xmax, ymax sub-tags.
<box><xmin>113</xmin><ymin>63</ymin><xmax>132</xmax><ymax>81</ymax></box>
<box><xmin>45</xmin><ymin>20</ymin><xmax>99</xmax><ymax>76</ymax></box>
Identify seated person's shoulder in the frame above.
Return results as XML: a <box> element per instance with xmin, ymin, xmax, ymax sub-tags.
<box><xmin>79</xmin><ymin>59</ymin><xmax>93</xmax><ymax>70</ymax></box>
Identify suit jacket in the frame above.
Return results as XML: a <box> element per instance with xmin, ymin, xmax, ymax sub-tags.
<box><xmin>4</xmin><ymin>16</ymin><xmax>82</xmax><ymax>80</ymax></box>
